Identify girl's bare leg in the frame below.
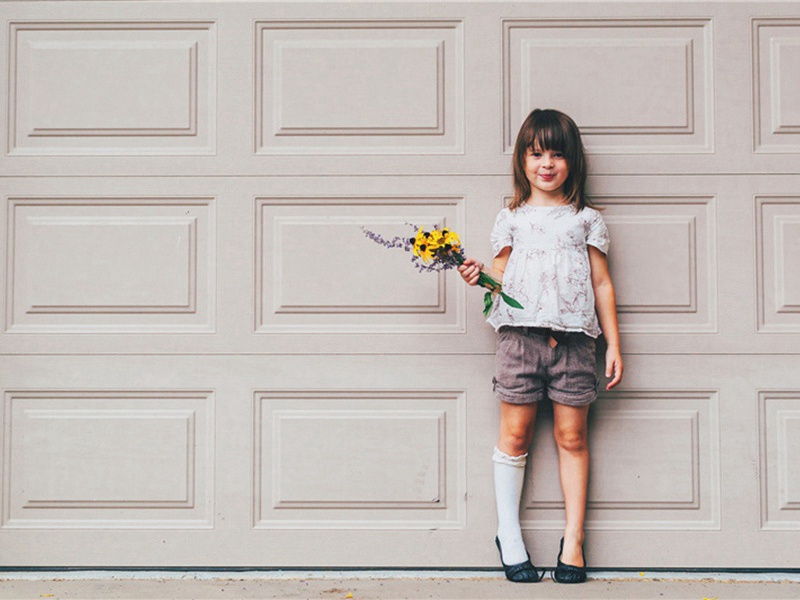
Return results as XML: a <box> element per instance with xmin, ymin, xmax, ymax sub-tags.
<box><xmin>552</xmin><ymin>402</ymin><xmax>590</xmax><ymax>567</ymax></box>
<box><xmin>498</xmin><ymin>400</ymin><xmax>538</xmax><ymax>456</ymax></box>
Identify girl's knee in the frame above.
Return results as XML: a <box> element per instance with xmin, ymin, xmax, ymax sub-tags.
<box><xmin>499</xmin><ymin>402</ymin><xmax>536</xmax><ymax>454</ymax></box>
<box><xmin>554</xmin><ymin>427</ymin><xmax>588</xmax><ymax>453</ymax></box>
<box><xmin>498</xmin><ymin>427</ymin><xmax>531</xmax><ymax>455</ymax></box>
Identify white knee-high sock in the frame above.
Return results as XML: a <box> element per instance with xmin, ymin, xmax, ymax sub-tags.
<box><xmin>493</xmin><ymin>446</ymin><xmax>529</xmax><ymax>565</ymax></box>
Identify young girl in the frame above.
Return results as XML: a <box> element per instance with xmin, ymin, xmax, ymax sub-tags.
<box><xmin>458</xmin><ymin>109</ymin><xmax>623</xmax><ymax>584</ymax></box>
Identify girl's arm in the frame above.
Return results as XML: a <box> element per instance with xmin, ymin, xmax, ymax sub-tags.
<box><xmin>458</xmin><ymin>246</ymin><xmax>511</xmax><ymax>286</ymax></box>
<box><xmin>588</xmin><ymin>245</ymin><xmax>624</xmax><ymax>390</ymax></box>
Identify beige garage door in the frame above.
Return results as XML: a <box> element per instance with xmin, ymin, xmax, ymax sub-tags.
<box><xmin>2</xmin><ymin>1</ymin><xmax>799</xmax><ymax>568</ymax></box>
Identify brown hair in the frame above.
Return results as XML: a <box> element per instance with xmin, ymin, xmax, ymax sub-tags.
<box><xmin>510</xmin><ymin>109</ymin><xmax>593</xmax><ymax>211</ymax></box>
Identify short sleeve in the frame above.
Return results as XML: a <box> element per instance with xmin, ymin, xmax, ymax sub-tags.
<box><xmin>490</xmin><ymin>208</ymin><xmax>514</xmax><ymax>257</ymax></box>
<box><xmin>586</xmin><ymin>209</ymin><xmax>610</xmax><ymax>254</ymax></box>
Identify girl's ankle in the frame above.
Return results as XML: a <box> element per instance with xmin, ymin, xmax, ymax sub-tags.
<box><xmin>563</xmin><ymin>530</ymin><xmax>585</xmax><ymax>545</ymax></box>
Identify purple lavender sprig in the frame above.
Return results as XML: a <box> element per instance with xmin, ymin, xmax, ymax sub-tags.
<box><xmin>360</xmin><ymin>226</ymin><xmax>413</xmax><ymax>252</ymax></box>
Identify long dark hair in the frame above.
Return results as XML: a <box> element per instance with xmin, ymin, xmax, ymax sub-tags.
<box><xmin>511</xmin><ymin>109</ymin><xmax>593</xmax><ymax>211</ymax></box>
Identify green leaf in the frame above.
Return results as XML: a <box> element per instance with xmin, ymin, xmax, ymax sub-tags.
<box><xmin>500</xmin><ymin>292</ymin><xmax>524</xmax><ymax>309</ymax></box>
<box><xmin>483</xmin><ymin>291</ymin><xmax>494</xmax><ymax>316</ymax></box>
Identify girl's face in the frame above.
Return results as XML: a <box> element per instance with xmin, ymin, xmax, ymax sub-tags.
<box><xmin>524</xmin><ymin>143</ymin><xmax>569</xmax><ymax>199</ymax></box>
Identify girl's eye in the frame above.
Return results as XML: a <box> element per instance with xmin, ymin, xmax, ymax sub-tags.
<box><xmin>554</xmin><ymin>152</ymin><xmax>564</xmax><ymax>158</ymax></box>
<box><xmin>531</xmin><ymin>152</ymin><xmax>542</xmax><ymax>157</ymax></box>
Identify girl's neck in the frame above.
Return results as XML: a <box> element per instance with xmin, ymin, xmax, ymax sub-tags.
<box><xmin>528</xmin><ymin>188</ymin><xmax>569</xmax><ymax>207</ymax></box>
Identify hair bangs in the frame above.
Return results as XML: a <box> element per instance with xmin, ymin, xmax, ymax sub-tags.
<box><xmin>530</xmin><ymin>116</ymin><xmax>569</xmax><ymax>154</ymax></box>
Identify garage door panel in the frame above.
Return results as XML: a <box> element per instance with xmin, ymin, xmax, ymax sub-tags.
<box><xmin>756</xmin><ymin>196</ymin><xmax>800</xmax><ymax>333</ymax></box>
<box><xmin>253</xmin><ymin>390</ymin><xmax>466</xmax><ymax>530</ymax></box>
<box><xmin>759</xmin><ymin>390</ymin><xmax>800</xmax><ymax>531</ymax></box>
<box><xmin>2</xmin><ymin>389</ymin><xmax>214</xmax><ymax>529</ymax></box>
<box><xmin>600</xmin><ymin>195</ymin><xmax>717</xmax><ymax>334</ymax></box>
<box><xmin>8</xmin><ymin>20</ymin><xmax>217</xmax><ymax>156</ymax></box>
<box><xmin>753</xmin><ymin>19</ymin><xmax>800</xmax><ymax>153</ymax></box>
<box><xmin>256</xmin><ymin>20</ymin><xmax>464</xmax><ymax>155</ymax></box>
<box><xmin>503</xmin><ymin>18</ymin><xmax>713</xmax><ymax>155</ymax></box>
<box><xmin>5</xmin><ymin>195</ymin><xmax>215</xmax><ymax>333</ymax></box>
<box><xmin>524</xmin><ymin>391</ymin><xmax>720</xmax><ymax>531</ymax></box>
<box><xmin>255</xmin><ymin>195</ymin><xmax>466</xmax><ymax>334</ymax></box>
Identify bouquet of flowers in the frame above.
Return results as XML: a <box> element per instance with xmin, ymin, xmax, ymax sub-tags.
<box><xmin>362</xmin><ymin>224</ymin><xmax>523</xmax><ymax>316</ymax></box>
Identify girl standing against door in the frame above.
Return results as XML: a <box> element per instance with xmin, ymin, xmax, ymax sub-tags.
<box><xmin>458</xmin><ymin>108</ymin><xmax>623</xmax><ymax>583</ymax></box>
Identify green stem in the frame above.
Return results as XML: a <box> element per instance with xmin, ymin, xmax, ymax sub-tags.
<box><xmin>453</xmin><ymin>254</ymin><xmax>501</xmax><ymax>292</ymax></box>
<box><xmin>477</xmin><ymin>271</ymin><xmax>501</xmax><ymax>293</ymax></box>
<box><xmin>453</xmin><ymin>252</ymin><xmax>523</xmax><ymax>312</ymax></box>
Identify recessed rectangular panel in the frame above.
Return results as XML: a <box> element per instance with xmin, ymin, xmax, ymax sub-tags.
<box><xmin>28</xmin><ymin>45</ymin><xmax>191</xmax><ymax>131</ymax></box>
<box><xmin>597</xmin><ymin>197</ymin><xmax>716</xmax><ymax>333</ymax></box>
<box><xmin>256</xmin><ymin>21</ymin><xmax>464</xmax><ymax>154</ymax></box>
<box><xmin>777</xmin><ymin>220</ymin><xmax>800</xmax><ymax>310</ymax></box>
<box><xmin>24</xmin><ymin>217</ymin><xmax>193</xmax><ymax>310</ymax></box>
<box><xmin>254</xmin><ymin>391</ymin><xmax>465</xmax><ymax>529</ymax></box>
<box><xmin>503</xmin><ymin>19</ymin><xmax>712</xmax><ymax>153</ymax></box>
<box><xmin>255</xmin><ymin>197</ymin><xmax>465</xmax><ymax>333</ymax></box>
<box><xmin>2</xmin><ymin>390</ymin><xmax>214</xmax><ymax>528</ymax></box>
<box><xmin>760</xmin><ymin>391</ymin><xmax>800</xmax><ymax>529</ymax></box>
<box><xmin>6</xmin><ymin>198</ymin><xmax>215</xmax><ymax>333</ymax></box>
<box><xmin>780</xmin><ymin>415</ymin><xmax>800</xmax><ymax>509</ymax></box>
<box><xmin>9</xmin><ymin>22</ymin><xmax>216</xmax><ymax>155</ymax></box>
<box><xmin>523</xmin><ymin>391</ymin><xmax>719</xmax><ymax>530</ymax></box>
<box><xmin>522</xmin><ymin>40</ymin><xmax>690</xmax><ymax>129</ymax></box>
<box><xmin>756</xmin><ymin>198</ymin><xmax>800</xmax><ymax>331</ymax></box>
<box><xmin>276</xmin><ymin>41</ymin><xmax>441</xmax><ymax>131</ymax></box>
<box><xmin>606</xmin><ymin>217</ymin><xmax>695</xmax><ymax>311</ymax></box>
<box><xmin>22</xmin><ymin>410</ymin><xmax>193</xmax><ymax>505</ymax></box>
<box><xmin>274</xmin><ymin>218</ymin><xmax>440</xmax><ymax>310</ymax></box>
<box><xmin>775</xmin><ymin>41</ymin><xmax>800</xmax><ymax>130</ymax></box>
<box><xmin>753</xmin><ymin>20</ymin><xmax>800</xmax><ymax>151</ymax></box>
<box><xmin>273</xmin><ymin>411</ymin><xmax>443</xmax><ymax>506</ymax></box>
<box><xmin>587</xmin><ymin>411</ymin><xmax>698</xmax><ymax>507</ymax></box>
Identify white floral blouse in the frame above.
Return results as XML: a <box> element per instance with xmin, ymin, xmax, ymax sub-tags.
<box><xmin>486</xmin><ymin>203</ymin><xmax>610</xmax><ymax>338</ymax></box>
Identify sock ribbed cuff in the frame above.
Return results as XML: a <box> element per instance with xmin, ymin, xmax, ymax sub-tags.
<box><xmin>492</xmin><ymin>445</ymin><xmax>528</xmax><ymax>468</ymax></box>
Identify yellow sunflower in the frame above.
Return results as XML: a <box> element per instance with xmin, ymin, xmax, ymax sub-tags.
<box><xmin>438</xmin><ymin>228</ymin><xmax>461</xmax><ymax>251</ymax></box>
<box><xmin>413</xmin><ymin>228</ymin><xmax>437</xmax><ymax>262</ymax></box>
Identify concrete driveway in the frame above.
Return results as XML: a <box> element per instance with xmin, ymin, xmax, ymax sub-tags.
<box><xmin>2</xmin><ymin>571</ymin><xmax>800</xmax><ymax>600</ymax></box>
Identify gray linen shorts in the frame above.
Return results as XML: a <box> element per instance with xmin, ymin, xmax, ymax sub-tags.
<box><xmin>493</xmin><ymin>326</ymin><xmax>599</xmax><ymax>407</ymax></box>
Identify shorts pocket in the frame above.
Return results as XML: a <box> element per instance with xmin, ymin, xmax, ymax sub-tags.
<box><xmin>495</xmin><ymin>327</ymin><xmax>524</xmax><ymax>380</ymax></box>
<box><xmin>562</xmin><ymin>335</ymin><xmax>598</xmax><ymax>393</ymax></box>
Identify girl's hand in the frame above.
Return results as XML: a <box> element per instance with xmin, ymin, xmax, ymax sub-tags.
<box><xmin>457</xmin><ymin>257</ymin><xmax>484</xmax><ymax>286</ymax></box>
<box><xmin>605</xmin><ymin>347</ymin><xmax>624</xmax><ymax>390</ymax></box>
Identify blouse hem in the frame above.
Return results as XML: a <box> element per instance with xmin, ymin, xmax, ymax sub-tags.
<box><xmin>487</xmin><ymin>321</ymin><xmax>601</xmax><ymax>339</ymax></box>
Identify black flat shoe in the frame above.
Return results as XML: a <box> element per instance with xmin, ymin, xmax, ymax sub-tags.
<box><xmin>552</xmin><ymin>537</ymin><xmax>587</xmax><ymax>584</ymax></box>
<box><xmin>495</xmin><ymin>536</ymin><xmax>545</xmax><ymax>583</ymax></box>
